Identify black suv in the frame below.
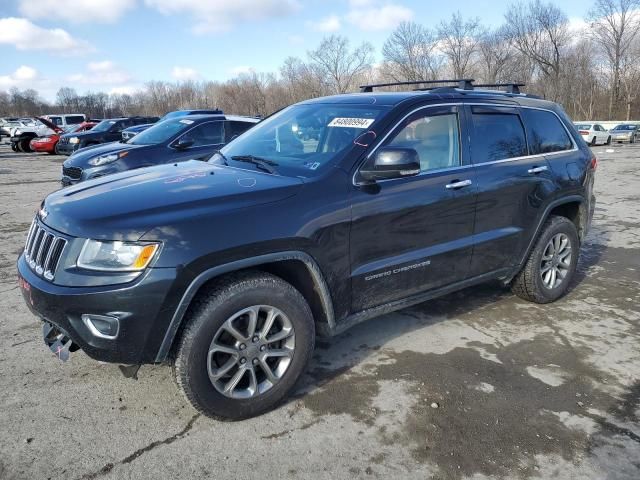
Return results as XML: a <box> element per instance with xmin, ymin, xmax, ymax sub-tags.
<box><xmin>61</xmin><ymin>114</ymin><xmax>258</xmax><ymax>185</ymax></box>
<box><xmin>56</xmin><ymin>116</ymin><xmax>159</xmax><ymax>155</ymax></box>
<box><xmin>17</xmin><ymin>80</ymin><xmax>596</xmax><ymax>420</ymax></box>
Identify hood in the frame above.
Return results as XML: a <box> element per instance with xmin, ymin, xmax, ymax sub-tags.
<box><xmin>64</xmin><ymin>142</ymin><xmax>141</xmax><ymax>167</ymax></box>
<box><xmin>41</xmin><ymin>160</ymin><xmax>303</xmax><ymax>240</ymax></box>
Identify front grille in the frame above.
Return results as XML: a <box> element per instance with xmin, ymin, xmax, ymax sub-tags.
<box><xmin>24</xmin><ymin>219</ymin><xmax>67</xmax><ymax>281</ymax></box>
<box><xmin>58</xmin><ymin>137</ymin><xmax>68</xmax><ymax>145</ymax></box>
<box><xmin>63</xmin><ymin>166</ymin><xmax>82</xmax><ymax>179</ymax></box>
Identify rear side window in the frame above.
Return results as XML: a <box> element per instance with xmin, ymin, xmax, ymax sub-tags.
<box><xmin>65</xmin><ymin>115</ymin><xmax>85</xmax><ymax>125</ymax></box>
<box><xmin>523</xmin><ymin>109</ymin><xmax>573</xmax><ymax>154</ymax></box>
<box><xmin>182</xmin><ymin>121</ymin><xmax>223</xmax><ymax>146</ymax></box>
<box><xmin>471</xmin><ymin>111</ymin><xmax>527</xmax><ymax>163</ymax></box>
<box><xmin>49</xmin><ymin>116</ymin><xmax>62</xmax><ymax>126</ymax></box>
<box><xmin>226</xmin><ymin>121</ymin><xmax>253</xmax><ymax>142</ymax></box>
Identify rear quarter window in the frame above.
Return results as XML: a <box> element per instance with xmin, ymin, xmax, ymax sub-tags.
<box><xmin>523</xmin><ymin>109</ymin><xmax>573</xmax><ymax>154</ymax></box>
<box><xmin>65</xmin><ymin>115</ymin><xmax>85</xmax><ymax>125</ymax></box>
<box><xmin>471</xmin><ymin>111</ymin><xmax>527</xmax><ymax>163</ymax></box>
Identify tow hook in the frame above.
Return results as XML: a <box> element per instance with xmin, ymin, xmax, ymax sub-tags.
<box><xmin>42</xmin><ymin>322</ymin><xmax>75</xmax><ymax>362</ymax></box>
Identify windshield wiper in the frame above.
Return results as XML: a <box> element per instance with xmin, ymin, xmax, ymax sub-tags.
<box><xmin>231</xmin><ymin>155</ymin><xmax>279</xmax><ymax>174</ymax></box>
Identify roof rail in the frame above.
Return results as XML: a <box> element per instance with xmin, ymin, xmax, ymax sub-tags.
<box><xmin>471</xmin><ymin>83</ymin><xmax>526</xmax><ymax>94</ymax></box>
<box><xmin>359</xmin><ymin>79</ymin><xmax>475</xmax><ymax>93</ymax></box>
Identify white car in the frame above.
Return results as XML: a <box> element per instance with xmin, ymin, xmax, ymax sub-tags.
<box><xmin>574</xmin><ymin>123</ymin><xmax>611</xmax><ymax>146</ymax></box>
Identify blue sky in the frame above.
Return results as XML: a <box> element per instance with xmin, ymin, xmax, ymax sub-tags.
<box><xmin>0</xmin><ymin>0</ymin><xmax>585</xmax><ymax>101</ymax></box>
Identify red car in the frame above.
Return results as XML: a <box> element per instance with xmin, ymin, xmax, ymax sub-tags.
<box><xmin>30</xmin><ymin>121</ymin><xmax>96</xmax><ymax>154</ymax></box>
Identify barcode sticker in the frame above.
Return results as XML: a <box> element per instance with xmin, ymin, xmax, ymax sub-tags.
<box><xmin>328</xmin><ymin>117</ymin><xmax>375</xmax><ymax>129</ymax></box>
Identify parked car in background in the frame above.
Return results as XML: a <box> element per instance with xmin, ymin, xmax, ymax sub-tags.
<box><xmin>574</xmin><ymin>123</ymin><xmax>611</xmax><ymax>146</ymax></box>
<box><xmin>9</xmin><ymin>117</ymin><xmax>62</xmax><ymax>152</ymax></box>
<box><xmin>56</xmin><ymin>116</ymin><xmax>159</xmax><ymax>155</ymax></box>
<box><xmin>42</xmin><ymin>114</ymin><xmax>87</xmax><ymax>128</ymax></box>
<box><xmin>120</xmin><ymin>109</ymin><xmax>223</xmax><ymax>141</ymax></box>
<box><xmin>30</xmin><ymin>121</ymin><xmax>97</xmax><ymax>154</ymax></box>
<box><xmin>20</xmin><ymin>80</ymin><xmax>596</xmax><ymax>419</ymax></box>
<box><xmin>609</xmin><ymin>124</ymin><xmax>639</xmax><ymax>143</ymax></box>
<box><xmin>62</xmin><ymin>114</ymin><xmax>258</xmax><ymax>185</ymax></box>
<box><xmin>0</xmin><ymin>117</ymin><xmax>20</xmax><ymax>138</ymax></box>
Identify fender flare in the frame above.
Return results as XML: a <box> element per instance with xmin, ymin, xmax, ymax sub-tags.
<box><xmin>154</xmin><ymin>251</ymin><xmax>335</xmax><ymax>362</ymax></box>
<box><xmin>510</xmin><ymin>195</ymin><xmax>585</xmax><ymax>280</ymax></box>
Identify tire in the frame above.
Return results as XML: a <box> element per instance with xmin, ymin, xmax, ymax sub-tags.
<box><xmin>590</xmin><ymin>136</ymin><xmax>597</xmax><ymax>146</ymax></box>
<box><xmin>19</xmin><ymin>138</ymin><xmax>32</xmax><ymax>152</ymax></box>
<box><xmin>11</xmin><ymin>142</ymin><xmax>18</xmax><ymax>152</ymax></box>
<box><xmin>173</xmin><ymin>271</ymin><xmax>315</xmax><ymax>420</ymax></box>
<box><xmin>606</xmin><ymin>136</ymin><xmax>611</xmax><ymax>145</ymax></box>
<box><xmin>511</xmin><ymin>215</ymin><xmax>579</xmax><ymax>304</ymax></box>
<box><xmin>631</xmin><ymin>136</ymin><xmax>635</xmax><ymax>144</ymax></box>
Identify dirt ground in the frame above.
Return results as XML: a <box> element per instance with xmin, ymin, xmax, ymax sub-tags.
<box><xmin>0</xmin><ymin>141</ymin><xmax>638</xmax><ymax>480</ymax></box>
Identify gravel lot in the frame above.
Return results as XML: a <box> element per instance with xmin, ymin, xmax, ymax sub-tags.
<box><xmin>0</xmin><ymin>142</ymin><xmax>638</xmax><ymax>480</ymax></box>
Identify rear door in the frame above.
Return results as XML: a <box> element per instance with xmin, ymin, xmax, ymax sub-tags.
<box><xmin>467</xmin><ymin>105</ymin><xmax>555</xmax><ymax>277</ymax></box>
<box><xmin>349</xmin><ymin>104</ymin><xmax>477</xmax><ymax>311</ymax></box>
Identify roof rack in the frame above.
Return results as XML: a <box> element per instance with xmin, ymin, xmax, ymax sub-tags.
<box><xmin>359</xmin><ymin>79</ymin><xmax>527</xmax><ymax>95</ymax></box>
<box><xmin>359</xmin><ymin>79</ymin><xmax>475</xmax><ymax>92</ymax></box>
<box><xmin>473</xmin><ymin>83</ymin><xmax>525</xmax><ymax>94</ymax></box>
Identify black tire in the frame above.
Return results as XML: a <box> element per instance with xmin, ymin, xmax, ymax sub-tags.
<box><xmin>631</xmin><ymin>136</ymin><xmax>635</xmax><ymax>144</ymax></box>
<box><xmin>19</xmin><ymin>138</ymin><xmax>32</xmax><ymax>152</ymax></box>
<box><xmin>173</xmin><ymin>271</ymin><xmax>315</xmax><ymax>419</ymax></box>
<box><xmin>590</xmin><ymin>136</ymin><xmax>597</xmax><ymax>146</ymax></box>
<box><xmin>606</xmin><ymin>136</ymin><xmax>611</xmax><ymax>145</ymax></box>
<box><xmin>511</xmin><ymin>215</ymin><xmax>579</xmax><ymax>304</ymax></box>
<box><xmin>11</xmin><ymin>142</ymin><xmax>18</xmax><ymax>152</ymax></box>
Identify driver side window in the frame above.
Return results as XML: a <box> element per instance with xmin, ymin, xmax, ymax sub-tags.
<box><xmin>386</xmin><ymin>113</ymin><xmax>460</xmax><ymax>171</ymax></box>
<box><xmin>181</xmin><ymin>122</ymin><xmax>224</xmax><ymax>147</ymax></box>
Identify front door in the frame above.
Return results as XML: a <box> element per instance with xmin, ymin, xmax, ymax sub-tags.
<box><xmin>349</xmin><ymin>105</ymin><xmax>477</xmax><ymax>311</ymax></box>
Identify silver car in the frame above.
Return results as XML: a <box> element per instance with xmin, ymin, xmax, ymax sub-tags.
<box><xmin>609</xmin><ymin>124</ymin><xmax>639</xmax><ymax>144</ymax></box>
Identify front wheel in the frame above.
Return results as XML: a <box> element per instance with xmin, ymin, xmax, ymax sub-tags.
<box><xmin>173</xmin><ymin>271</ymin><xmax>315</xmax><ymax>419</ymax></box>
<box><xmin>511</xmin><ymin>215</ymin><xmax>579</xmax><ymax>303</ymax></box>
<box><xmin>19</xmin><ymin>138</ymin><xmax>32</xmax><ymax>152</ymax></box>
<box><xmin>606</xmin><ymin>136</ymin><xmax>611</xmax><ymax>145</ymax></box>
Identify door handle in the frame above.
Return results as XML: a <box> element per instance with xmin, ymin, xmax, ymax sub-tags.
<box><xmin>445</xmin><ymin>179</ymin><xmax>472</xmax><ymax>189</ymax></box>
<box><xmin>527</xmin><ymin>166</ymin><xmax>548</xmax><ymax>174</ymax></box>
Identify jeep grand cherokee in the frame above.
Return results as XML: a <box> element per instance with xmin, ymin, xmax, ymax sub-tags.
<box><xmin>17</xmin><ymin>80</ymin><xmax>596</xmax><ymax>420</ymax></box>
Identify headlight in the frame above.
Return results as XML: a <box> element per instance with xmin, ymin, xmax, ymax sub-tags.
<box><xmin>15</xmin><ymin>129</ymin><xmax>21</xmax><ymax>135</ymax></box>
<box><xmin>77</xmin><ymin>240</ymin><xmax>159</xmax><ymax>272</ymax></box>
<box><xmin>69</xmin><ymin>137</ymin><xmax>79</xmax><ymax>144</ymax></box>
<box><xmin>88</xmin><ymin>151</ymin><xmax>128</xmax><ymax>166</ymax></box>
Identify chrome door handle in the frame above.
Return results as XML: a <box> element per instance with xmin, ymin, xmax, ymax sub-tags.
<box><xmin>445</xmin><ymin>179</ymin><xmax>472</xmax><ymax>189</ymax></box>
<box><xmin>528</xmin><ymin>166</ymin><xmax>548</xmax><ymax>174</ymax></box>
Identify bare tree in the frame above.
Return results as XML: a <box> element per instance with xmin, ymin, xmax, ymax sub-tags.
<box><xmin>437</xmin><ymin>12</ymin><xmax>485</xmax><ymax>79</ymax></box>
<box><xmin>381</xmin><ymin>21</ymin><xmax>441</xmax><ymax>81</ymax></box>
<box><xmin>478</xmin><ymin>27</ymin><xmax>515</xmax><ymax>83</ymax></box>
<box><xmin>307</xmin><ymin>35</ymin><xmax>374</xmax><ymax>94</ymax></box>
<box><xmin>504</xmin><ymin>1</ymin><xmax>570</xmax><ymax>99</ymax></box>
<box><xmin>587</xmin><ymin>0</ymin><xmax>640</xmax><ymax>118</ymax></box>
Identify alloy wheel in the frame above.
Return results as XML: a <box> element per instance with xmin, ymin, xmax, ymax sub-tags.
<box><xmin>540</xmin><ymin>233</ymin><xmax>572</xmax><ymax>289</ymax></box>
<box><xmin>207</xmin><ymin>305</ymin><xmax>295</xmax><ymax>399</ymax></box>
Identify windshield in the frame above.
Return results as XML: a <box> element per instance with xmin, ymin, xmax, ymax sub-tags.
<box><xmin>613</xmin><ymin>124</ymin><xmax>636</xmax><ymax>131</ymax></box>
<box><xmin>574</xmin><ymin>124</ymin><xmax>592</xmax><ymax>130</ymax></box>
<box><xmin>215</xmin><ymin>104</ymin><xmax>388</xmax><ymax>176</ymax></box>
<box><xmin>92</xmin><ymin>120</ymin><xmax>117</xmax><ymax>132</ymax></box>
<box><xmin>128</xmin><ymin>118</ymin><xmax>190</xmax><ymax>145</ymax></box>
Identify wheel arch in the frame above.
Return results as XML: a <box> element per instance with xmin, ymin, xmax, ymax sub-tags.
<box><xmin>155</xmin><ymin>251</ymin><xmax>336</xmax><ymax>362</ymax></box>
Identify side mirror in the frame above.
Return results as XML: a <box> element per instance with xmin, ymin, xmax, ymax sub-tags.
<box><xmin>174</xmin><ymin>137</ymin><xmax>194</xmax><ymax>150</ymax></box>
<box><xmin>359</xmin><ymin>147</ymin><xmax>420</xmax><ymax>182</ymax></box>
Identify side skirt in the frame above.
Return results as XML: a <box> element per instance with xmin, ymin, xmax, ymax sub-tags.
<box><xmin>331</xmin><ymin>268</ymin><xmax>513</xmax><ymax>336</ymax></box>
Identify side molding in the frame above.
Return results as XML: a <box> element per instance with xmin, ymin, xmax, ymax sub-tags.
<box><xmin>154</xmin><ymin>251</ymin><xmax>335</xmax><ymax>362</ymax></box>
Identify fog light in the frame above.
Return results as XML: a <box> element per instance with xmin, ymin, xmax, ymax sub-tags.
<box><xmin>82</xmin><ymin>314</ymin><xmax>119</xmax><ymax>339</ymax></box>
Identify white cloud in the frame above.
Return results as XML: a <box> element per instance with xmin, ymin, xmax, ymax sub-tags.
<box><xmin>0</xmin><ymin>17</ymin><xmax>93</xmax><ymax>54</ymax></box>
<box><xmin>229</xmin><ymin>66</ymin><xmax>255</xmax><ymax>76</ymax></box>
<box><xmin>568</xmin><ymin>17</ymin><xmax>588</xmax><ymax>33</ymax></box>
<box><xmin>308</xmin><ymin>15</ymin><xmax>341</xmax><ymax>32</ymax></box>
<box><xmin>144</xmin><ymin>0</ymin><xmax>301</xmax><ymax>34</ymax></box>
<box><xmin>171</xmin><ymin>66</ymin><xmax>201</xmax><ymax>81</ymax></box>
<box><xmin>68</xmin><ymin>60</ymin><xmax>132</xmax><ymax>86</ymax></box>
<box><xmin>346</xmin><ymin>3</ymin><xmax>413</xmax><ymax>31</ymax></box>
<box><xmin>109</xmin><ymin>85</ymin><xmax>141</xmax><ymax>95</ymax></box>
<box><xmin>0</xmin><ymin>65</ymin><xmax>52</xmax><ymax>93</ymax></box>
<box><xmin>18</xmin><ymin>0</ymin><xmax>136</xmax><ymax>24</ymax></box>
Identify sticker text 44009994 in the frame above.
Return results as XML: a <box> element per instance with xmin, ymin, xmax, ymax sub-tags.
<box><xmin>328</xmin><ymin>117</ymin><xmax>375</xmax><ymax>129</ymax></box>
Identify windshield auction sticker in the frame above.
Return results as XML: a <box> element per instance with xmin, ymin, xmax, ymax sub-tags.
<box><xmin>328</xmin><ymin>117</ymin><xmax>375</xmax><ymax>129</ymax></box>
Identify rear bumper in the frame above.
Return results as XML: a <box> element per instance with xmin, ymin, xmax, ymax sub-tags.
<box><xmin>17</xmin><ymin>253</ymin><xmax>180</xmax><ymax>364</ymax></box>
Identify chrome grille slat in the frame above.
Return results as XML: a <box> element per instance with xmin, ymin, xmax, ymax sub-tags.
<box><xmin>23</xmin><ymin>217</ymin><xmax>67</xmax><ymax>281</ymax></box>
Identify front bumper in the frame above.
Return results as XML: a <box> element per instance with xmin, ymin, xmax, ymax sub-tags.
<box><xmin>56</xmin><ymin>142</ymin><xmax>80</xmax><ymax>155</ymax></box>
<box><xmin>611</xmin><ymin>135</ymin><xmax>633</xmax><ymax>143</ymax></box>
<box><xmin>17</xmin><ymin>253</ymin><xmax>180</xmax><ymax>364</ymax></box>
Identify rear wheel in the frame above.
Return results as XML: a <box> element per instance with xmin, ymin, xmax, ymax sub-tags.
<box><xmin>19</xmin><ymin>138</ymin><xmax>32</xmax><ymax>152</ymax></box>
<box><xmin>11</xmin><ymin>142</ymin><xmax>19</xmax><ymax>152</ymax></box>
<box><xmin>590</xmin><ymin>136</ymin><xmax>597</xmax><ymax>146</ymax></box>
<box><xmin>511</xmin><ymin>215</ymin><xmax>579</xmax><ymax>304</ymax></box>
<box><xmin>173</xmin><ymin>271</ymin><xmax>315</xmax><ymax>419</ymax></box>
<box><xmin>606</xmin><ymin>136</ymin><xmax>611</xmax><ymax>145</ymax></box>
